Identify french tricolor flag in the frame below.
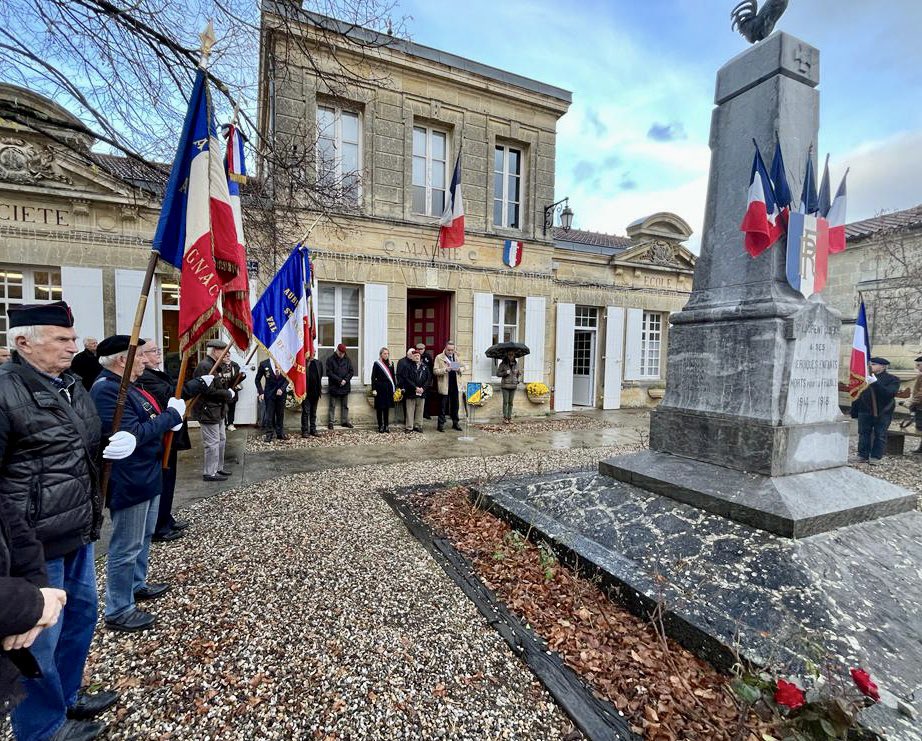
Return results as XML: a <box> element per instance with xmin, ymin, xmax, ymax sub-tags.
<box><xmin>152</xmin><ymin>67</ymin><xmax>239</xmax><ymax>352</ymax></box>
<box><xmin>740</xmin><ymin>144</ymin><xmax>782</xmax><ymax>257</ymax></box>
<box><xmin>847</xmin><ymin>298</ymin><xmax>874</xmax><ymax>399</ymax></box>
<box><xmin>439</xmin><ymin>150</ymin><xmax>464</xmax><ymax>249</ymax></box>
<box><xmin>251</xmin><ymin>245</ymin><xmax>311</xmax><ymax>401</ymax></box>
<box><xmin>503</xmin><ymin>239</ymin><xmax>523</xmax><ymax>268</ymax></box>
<box><xmin>826</xmin><ymin>170</ymin><xmax>849</xmax><ymax>254</ymax></box>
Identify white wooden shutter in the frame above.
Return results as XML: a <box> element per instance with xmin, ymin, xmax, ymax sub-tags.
<box><xmin>61</xmin><ymin>266</ymin><xmax>104</xmax><ymax>342</ymax></box>
<box><xmin>603</xmin><ymin>306</ymin><xmax>625</xmax><ymax>409</ymax></box>
<box><xmin>472</xmin><ymin>292</ymin><xmax>494</xmax><ymax>382</ymax></box>
<box><xmin>623</xmin><ymin>308</ymin><xmax>644</xmax><ymax>381</ymax></box>
<box><xmin>554</xmin><ymin>302</ymin><xmax>575</xmax><ymax>412</ymax></box>
<box><xmin>115</xmin><ymin>269</ymin><xmax>157</xmax><ymax>341</ymax></box>
<box><xmin>523</xmin><ymin>296</ymin><xmax>546</xmax><ymax>383</ymax></box>
<box><xmin>362</xmin><ymin>283</ymin><xmax>389</xmax><ymax>383</ymax></box>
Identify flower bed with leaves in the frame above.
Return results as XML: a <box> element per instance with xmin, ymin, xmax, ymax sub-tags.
<box><xmin>412</xmin><ymin>485</ymin><xmax>776</xmax><ymax>740</ymax></box>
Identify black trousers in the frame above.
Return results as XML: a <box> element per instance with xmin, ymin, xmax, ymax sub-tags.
<box><xmin>226</xmin><ymin>398</ymin><xmax>237</xmax><ymax>425</ymax></box>
<box><xmin>375</xmin><ymin>407</ymin><xmax>391</xmax><ymax>429</ymax></box>
<box><xmin>264</xmin><ymin>394</ymin><xmax>286</xmax><ymax>437</ymax></box>
<box><xmin>155</xmin><ymin>447</ymin><xmax>178</xmax><ymax>535</ymax></box>
<box><xmin>301</xmin><ymin>396</ymin><xmax>319</xmax><ymax>434</ymax></box>
<box><xmin>438</xmin><ymin>391</ymin><xmax>460</xmax><ymax>425</ymax></box>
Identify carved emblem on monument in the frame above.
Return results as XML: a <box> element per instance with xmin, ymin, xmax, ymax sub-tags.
<box><xmin>0</xmin><ymin>137</ymin><xmax>72</xmax><ymax>185</ymax></box>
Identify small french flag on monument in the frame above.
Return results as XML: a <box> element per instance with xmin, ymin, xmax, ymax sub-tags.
<box><xmin>826</xmin><ymin>170</ymin><xmax>849</xmax><ymax>254</ymax></box>
<box><xmin>740</xmin><ymin>143</ymin><xmax>782</xmax><ymax>257</ymax></box>
<box><xmin>503</xmin><ymin>240</ymin><xmax>523</xmax><ymax>268</ymax></box>
<box><xmin>439</xmin><ymin>150</ymin><xmax>464</xmax><ymax>249</ymax></box>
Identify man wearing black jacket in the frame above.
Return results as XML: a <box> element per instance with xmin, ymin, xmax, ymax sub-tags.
<box><xmin>300</xmin><ymin>352</ymin><xmax>323</xmax><ymax>437</ymax></box>
<box><xmin>325</xmin><ymin>344</ymin><xmax>354</xmax><ymax>429</ymax></box>
<box><xmin>852</xmin><ymin>356</ymin><xmax>902</xmax><ymax>465</ymax></box>
<box><xmin>69</xmin><ymin>337</ymin><xmax>101</xmax><ymax>391</ymax></box>
<box><xmin>255</xmin><ymin>357</ymin><xmax>290</xmax><ymax>441</ymax></box>
<box><xmin>0</xmin><ymin>302</ymin><xmax>127</xmax><ymax>741</ymax></box>
<box><xmin>193</xmin><ymin>341</ymin><xmax>236</xmax><ymax>481</ymax></box>
<box><xmin>134</xmin><ymin>340</ymin><xmax>212</xmax><ymax>542</ymax></box>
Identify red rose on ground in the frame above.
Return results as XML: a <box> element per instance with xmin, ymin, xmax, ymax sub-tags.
<box><xmin>774</xmin><ymin>679</ymin><xmax>806</xmax><ymax>709</ymax></box>
<box><xmin>850</xmin><ymin>668</ymin><xmax>880</xmax><ymax>701</ymax></box>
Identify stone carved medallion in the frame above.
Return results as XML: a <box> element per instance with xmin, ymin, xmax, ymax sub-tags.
<box><xmin>642</xmin><ymin>240</ymin><xmax>680</xmax><ymax>267</ymax></box>
<box><xmin>0</xmin><ymin>137</ymin><xmax>72</xmax><ymax>185</ymax></box>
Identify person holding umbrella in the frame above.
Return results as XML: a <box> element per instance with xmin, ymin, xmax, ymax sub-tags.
<box><xmin>486</xmin><ymin>341</ymin><xmax>529</xmax><ymax>424</ymax></box>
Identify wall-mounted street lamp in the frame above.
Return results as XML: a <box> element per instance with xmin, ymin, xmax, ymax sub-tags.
<box><xmin>543</xmin><ymin>197</ymin><xmax>574</xmax><ymax>235</ymax></box>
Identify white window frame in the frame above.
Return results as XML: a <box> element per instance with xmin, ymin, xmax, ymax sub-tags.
<box><xmin>491</xmin><ymin>296</ymin><xmax>520</xmax><ymax>375</ymax></box>
<box><xmin>317</xmin><ymin>282</ymin><xmax>362</xmax><ymax>378</ymax></box>
<box><xmin>640</xmin><ymin>311</ymin><xmax>662</xmax><ymax>378</ymax></box>
<box><xmin>412</xmin><ymin>125</ymin><xmax>448</xmax><ymax>217</ymax></box>
<box><xmin>0</xmin><ymin>266</ymin><xmax>62</xmax><ymax>346</ymax></box>
<box><xmin>493</xmin><ymin>144</ymin><xmax>523</xmax><ymax>229</ymax></box>
<box><xmin>316</xmin><ymin>104</ymin><xmax>361</xmax><ymax>206</ymax></box>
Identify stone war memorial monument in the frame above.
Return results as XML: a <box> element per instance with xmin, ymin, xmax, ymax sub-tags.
<box><xmin>477</xmin><ymin>13</ymin><xmax>921</xmax><ymax>739</ymax></box>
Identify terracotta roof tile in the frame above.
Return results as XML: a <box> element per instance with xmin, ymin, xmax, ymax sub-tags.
<box><xmin>553</xmin><ymin>227</ymin><xmax>632</xmax><ymax>250</ymax></box>
<box><xmin>91</xmin><ymin>153</ymin><xmax>169</xmax><ymax>194</ymax></box>
<box><xmin>845</xmin><ymin>203</ymin><xmax>922</xmax><ymax>242</ymax></box>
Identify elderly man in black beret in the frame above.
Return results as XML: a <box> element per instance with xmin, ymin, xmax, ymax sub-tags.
<box><xmin>0</xmin><ymin>302</ymin><xmax>128</xmax><ymax>741</ymax></box>
<box><xmin>91</xmin><ymin>336</ymin><xmax>185</xmax><ymax>634</ymax></box>
<box><xmin>851</xmin><ymin>356</ymin><xmax>902</xmax><ymax>465</ymax></box>
<box><xmin>193</xmin><ymin>340</ymin><xmax>236</xmax><ymax>481</ymax></box>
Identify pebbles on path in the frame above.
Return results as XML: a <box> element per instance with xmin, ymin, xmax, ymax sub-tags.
<box><xmin>83</xmin><ymin>446</ymin><xmax>631</xmax><ymax>739</ymax></box>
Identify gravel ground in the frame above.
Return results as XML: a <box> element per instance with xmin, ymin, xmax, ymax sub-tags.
<box><xmin>473</xmin><ymin>416</ymin><xmax>608</xmax><ymax>435</ymax></box>
<box><xmin>246</xmin><ymin>427</ymin><xmax>429</xmax><ymax>452</ymax></box>
<box><xmin>848</xmin><ymin>441</ymin><xmax>922</xmax><ymax>506</ymax></box>
<box><xmin>80</xmin><ymin>446</ymin><xmax>632</xmax><ymax>740</ymax></box>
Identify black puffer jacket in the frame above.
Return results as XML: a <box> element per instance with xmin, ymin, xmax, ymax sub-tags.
<box><xmin>192</xmin><ymin>357</ymin><xmax>235</xmax><ymax>424</ymax></box>
<box><xmin>0</xmin><ymin>354</ymin><xmax>102</xmax><ymax>559</ymax></box>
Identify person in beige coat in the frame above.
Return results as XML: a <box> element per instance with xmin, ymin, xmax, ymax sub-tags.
<box><xmin>433</xmin><ymin>341</ymin><xmax>465</xmax><ymax>432</ymax></box>
<box><xmin>909</xmin><ymin>354</ymin><xmax>922</xmax><ymax>453</ymax></box>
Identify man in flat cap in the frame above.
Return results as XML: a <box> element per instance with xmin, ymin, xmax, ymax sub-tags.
<box><xmin>0</xmin><ymin>302</ymin><xmax>129</xmax><ymax>741</ymax></box>
<box><xmin>908</xmin><ymin>354</ymin><xmax>922</xmax><ymax>454</ymax></box>
<box><xmin>91</xmin><ymin>335</ymin><xmax>185</xmax><ymax>634</ymax></box>
<box><xmin>193</xmin><ymin>340</ymin><xmax>236</xmax><ymax>481</ymax></box>
<box><xmin>851</xmin><ymin>356</ymin><xmax>902</xmax><ymax>465</ymax></box>
<box><xmin>134</xmin><ymin>339</ymin><xmax>214</xmax><ymax>541</ymax></box>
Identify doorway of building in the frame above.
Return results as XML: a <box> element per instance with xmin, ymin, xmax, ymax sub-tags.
<box><xmin>407</xmin><ymin>291</ymin><xmax>452</xmax><ymax>417</ymax></box>
<box><xmin>572</xmin><ymin>306</ymin><xmax>598</xmax><ymax>406</ymax></box>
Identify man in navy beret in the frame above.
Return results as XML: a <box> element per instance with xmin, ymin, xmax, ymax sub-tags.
<box><xmin>91</xmin><ymin>336</ymin><xmax>185</xmax><ymax>635</ymax></box>
<box><xmin>0</xmin><ymin>302</ymin><xmax>127</xmax><ymax>741</ymax></box>
<box><xmin>851</xmin><ymin>356</ymin><xmax>902</xmax><ymax>465</ymax></box>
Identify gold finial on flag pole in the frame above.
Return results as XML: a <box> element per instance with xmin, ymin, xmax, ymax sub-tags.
<box><xmin>199</xmin><ymin>21</ymin><xmax>217</xmax><ymax>68</ymax></box>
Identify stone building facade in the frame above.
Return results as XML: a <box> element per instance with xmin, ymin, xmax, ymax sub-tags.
<box><xmin>257</xmin><ymin>6</ymin><xmax>696</xmax><ymax>421</ymax></box>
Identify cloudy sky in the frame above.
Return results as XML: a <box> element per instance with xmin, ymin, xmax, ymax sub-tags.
<box><xmin>398</xmin><ymin>0</ymin><xmax>922</xmax><ymax>250</ymax></box>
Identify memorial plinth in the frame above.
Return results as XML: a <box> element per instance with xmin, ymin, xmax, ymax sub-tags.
<box><xmin>601</xmin><ymin>33</ymin><xmax>915</xmax><ymax>536</ymax></box>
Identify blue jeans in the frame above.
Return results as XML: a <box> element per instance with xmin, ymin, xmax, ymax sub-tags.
<box><xmin>857</xmin><ymin>411</ymin><xmax>892</xmax><ymax>460</ymax></box>
<box><xmin>105</xmin><ymin>495</ymin><xmax>159</xmax><ymax>620</ymax></box>
<box><xmin>11</xmin><ymin>544</ymin><xmax>98</xmax><ymax>741</ymax></box>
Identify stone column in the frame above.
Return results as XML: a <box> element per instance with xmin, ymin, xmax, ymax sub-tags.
<box><xmin>649</xmin><ymin>33</ymin><xmax>849</xmax><ymax>477</ymax></box>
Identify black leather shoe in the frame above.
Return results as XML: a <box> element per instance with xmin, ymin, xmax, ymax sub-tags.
<box><xmin>49</xmin><ymin>719</ymin><xmax>107</xmax><ymax>740</ymax></box>
<box><xmin>327</xmin><ymin>423</ymin><xmax>334</xmax><ymax>430</ymax></box>
<box><xmin>217</xmin><ymin>469</ymin><xmax>232</xmax><ymax>476</ymax></box>
<box><xmin>301</xmin><ymin>432</ymin><xmax>311</xmax><ymax>438</ymax></box>
<box><xmin>202</xmin><ymin>474</ymin><xmax>228</xmax><ymax>482</ymax></box>
<box><xmin>105</xmin><ymin>610</ymin><xmax>155</xmax><ymax>632</ymax></box>
<box><xmin>310</xmin><ymin>430</ymin><xmax>320</xmax><ymax>437</ymax></box>
<box><xmin>152</xmin><ymin>528</ymin><xmax>184</xmax><ymax>543</ymax></box>
<box><xmin>276</xmin><ymin>435</ymin><xmax>290</xmax><ymax>441</ymax></box>
<box><xmin>341</xmin><ymin>422</ymin><xmax>354</xmax><ymax>428</ymax></box>
<box><xmin>263</xmin><ymin>433</ymin><xmax>274</xmax><ymax>442</ymax></box>
<box><xmin>452</xmin><ymin>423</ymin><xmax>463</xmax><ymax>431</ymax></box>
<box><xmin>172</xmin><ymin>519</ymin><xmax>190</xmax><ymax>531</ymax></box>
<box><xmin>134</xmin><ymin>583</ymin><xmax>170</xmax><ymax>601</ymax></box>
<box><xmin>67</xmin><ymin>690</ymin><xmax>118</xmax><ymax>720</ymax></box>
<box><xmin>413</xmin><ymin>426</ymin><xmax>424</xmax><ymax>433</ymax></box>
<box><xmin>437</xmin><ymin>425</ymin><xmax>444</xmax><ymax>432</ymax></box>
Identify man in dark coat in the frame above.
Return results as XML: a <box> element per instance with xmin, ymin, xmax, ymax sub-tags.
<box><xmin>69</xmin><ymin>337</ymin><xmax>101</xmax><ymax>391</ymax></box>
<box><xmin>193</xmin><ymin>340</ymin><xmax>236</xmax><ymax>480</ymax></box>
<box><xmin>255</xmin><ymin>357</ymin><xmax>290</xmax><ymax>441</ymax></box>
<box><xmin>325</xmin><ymin>343</ymin><xmax>354</xmax><ymax>429</ymax></box>
<box><xmin>134</xmin><ymin>339</ymin><xmax>212</xmax><ymax>542</ymax></box>
<box><xmin>1</xmin><ymin>498</ymin><xmax>66</xmax><ymax>716</ymax></box>
<box><xmin>300</xmin><ymin>352</ymin><xmax>324</xmax><ymax>437</ymax></box>
<box><xmin>851</xmin><ymin>356</ymin><xmax>902</xmax><ymax>465</ymax></box>
<box><xmin>0</xmin><ymin>302</ymin><xmax>124</xmax><ymax>741</ymax></box>
<box><xmin>225</xmin><ymin>359</ymin><xmax>243</xmax><ymax>431</ymax></box>
<box><xmin>92</xmin><ymin>336</ymin><xmax>184</xmax><ymax>634</ymax></box>
<box><xmin>397</xmin><ymin>347</ymin><xmax>430</xmax><ymax>433</ymax></box>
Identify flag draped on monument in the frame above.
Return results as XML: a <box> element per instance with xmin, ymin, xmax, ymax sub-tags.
<box><xmin>439</xmin><ymin>150</ymin><xmax>464</xmax><ymax>249</ymax></box>
<box><xmin>221</xmin><ymin>122</ymin><xmax>253</xmax><ymax>350</ymax></box>
<box><xmin>740</xmin><ymin>144</ymin><xmax>783</xmax><ymax>257</ymax></box>
<box><xmin>152</xmin><ymin>67</ymin><xmax>239</xmax><ymax>352</ymax></box>
<box><xmin>251</xmin><ymin>245</ymin><xmax>311</xmax><ymax>401</ymax></box>
<box><xmin>847</xmin><ymin>299</ymin><xmax>874</xmax><ymax>399</ymax></box>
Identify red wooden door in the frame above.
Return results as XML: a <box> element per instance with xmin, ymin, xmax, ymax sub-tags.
<box><xmin>406</xmin><ymin>292</ymin><xmax>451</xmax><ymax>355</ymax></box>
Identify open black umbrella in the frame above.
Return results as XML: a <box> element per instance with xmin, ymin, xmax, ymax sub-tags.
<box><xmin>485</xmin><ymin>341</ymin><xmax>530</xmax><ymax>360</ymax></box>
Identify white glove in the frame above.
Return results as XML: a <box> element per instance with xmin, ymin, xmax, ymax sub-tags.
<box><xmin>102</xmin><ymin>431</ymin><xmax>136</xmax><ymax>460</ymax></box>
<box><xmin>166</xmin><ymin>397</ymin><xmax>186</xmax><ymax>431</ymax></box>
<box><xmin>199</xmin><ymin>374</ymin><xmax>215</xmax><ymax>387</ymax></box>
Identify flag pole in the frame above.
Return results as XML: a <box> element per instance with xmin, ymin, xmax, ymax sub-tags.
<box><xmin>100</xmin><ymin>252</ymin><xmax>160</xmax><ymax>496</ymax></box>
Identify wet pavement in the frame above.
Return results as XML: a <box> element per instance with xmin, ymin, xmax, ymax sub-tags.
<box><xmin>95</xmin><ymin>409</ymin><xmax>649</xmax><ymax>554</ymax></box>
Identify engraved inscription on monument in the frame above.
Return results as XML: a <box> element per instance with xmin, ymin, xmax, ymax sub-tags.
<box><xmin>783</xmin><ymin>303</ymin><xmax>841</xmax><ymax>426</ymax></box>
